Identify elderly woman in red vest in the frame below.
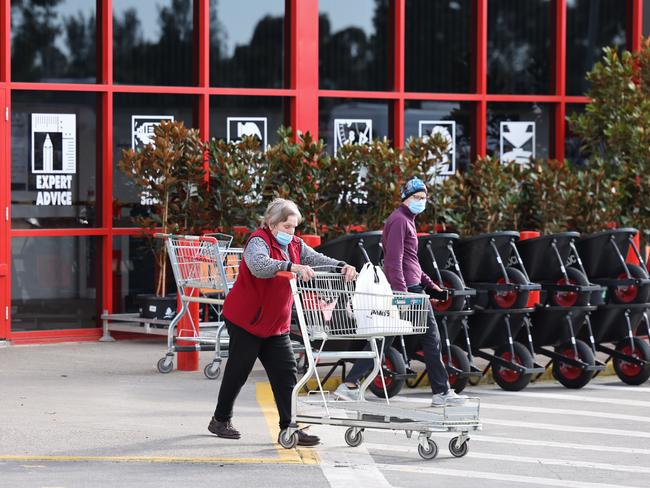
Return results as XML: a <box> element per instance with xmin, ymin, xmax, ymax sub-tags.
<box><xmin>208</xmin><ymin>198</ymin><xmax>357</xmax><ymax>446</ymax></box>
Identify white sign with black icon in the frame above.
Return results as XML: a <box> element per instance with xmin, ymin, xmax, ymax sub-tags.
<box><xmin>419</xmin><ymin>120</ymin><xmax>456</xmax><ymax>176</ymax></box>
<box><xmin>334</xmin><ymin>119</ymin><xmax>372</xmax><ymax>155</ymax></box>
<box><xmin>132</xmin><ymin>115</ymin><xmax>174</xmax><ymax>150</ymax></box>
<box><xmin>31</xmin><ymin>113</ymin><xmax>76</xmax><ymax>206</ymax></box>
<box><xmin>227</xmin><ymin>117</ymin><xmax>268</xmax><ymax>148</ymax></box>
<box><xmin>500</xmin><ymin>121</ymin><xmax>535</xmax><ymax>164</ymax></box>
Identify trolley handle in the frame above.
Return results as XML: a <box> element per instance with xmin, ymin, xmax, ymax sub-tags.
<box><xmin>154</xmin><ymin>233</ymin><xmax>218</xmax><ymax>244</ymax></box>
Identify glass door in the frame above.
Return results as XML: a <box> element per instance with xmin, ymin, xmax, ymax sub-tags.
<box><xmin>0</xmin><ymin>88</ymin><xmax>8</xmax><ymax>339</ymax></box>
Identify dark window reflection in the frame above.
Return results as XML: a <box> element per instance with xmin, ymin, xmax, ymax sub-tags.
<box><xmin>210</xmin><ymin>0</ymin><xmax>285</xmax><ymax>87</ymax></box>
<box><xmin>405</xmin><ymin>0</ymin><xmax>472</xmax><ymax>93</ymax></box>
<box><xmin>567</xmin><ymin>0</ymin><xmax>627</xmax><ymax>96</ymax></box>
<box><xmin>487</xmin><ymin>103</ymin><xmax>550</xmax><ymax>163</ymax></box>
<box><xmin>488</xmin><ymin>0</ymin><xmax>552</xmax><ymax>94</ymax></box>
<box><xmin>319</xmin><ymin>98</ymin><xmax>389</xmax><ymax>155</ymax></box>
<box><xmin>645</xmin><ymin>0</ymin><xmax>650</xmax><ymax>37</ymax></box>
<box><xmin>113</xmin><ymin>236</ymin><xmax>155</xmax><ymax>313</ymax></box>
<box><xmin>404</xmin><ymin>101</ymin><xmax>472</xmax><ymax>172</ymax></box>
<box><xmin>113</xmin><ymin>93</ymin><xmax>196</xmax><ymax>227</ymax></box>
<box><xmin>113</xmin><ymin>0</ymin><xmax>194</xmax><ymax>86</ymax></box>
<box><xmin>11</xmin><ymin>236</ymin><xmax>99</xmax><ymax>331</ymax></box>
<box><xmin>209</xmin><ymin>96</ymin><xmax>287</xmax><ymax>145</ymax></box>
<box><xmin>11</xmin><ymin>91</ymin><xmax>98</xmax><ymax>229</ymax></box>
<box><xmin>565</xmin><ymin>104</ymin><xmax>589</xmax><ymax>166</ymax></box>
<box><xmin>10</xmin><ymin>0</ymin><xmax>96</xmax><ymax>83</ymax></box>
<box><xmin>319</xmin><ymin>0</ymin><xmax>389</xmax><ymax>91</ymax></box>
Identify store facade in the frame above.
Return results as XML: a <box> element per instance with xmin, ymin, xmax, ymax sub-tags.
<box><xmin>0</xmin><ymin>0</ymin><xmax>647</xmax><ymax>343</ymax></box>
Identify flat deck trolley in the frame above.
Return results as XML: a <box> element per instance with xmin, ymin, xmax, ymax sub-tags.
<box><xmin>155</xmin><ymin>233</ymin><xmax>242</xmax><ymax>379</ymax></box>
<box><xmin>279</xmin><ymin>270</ymin><xmax>481</xmax><ymax>460</ymax></box>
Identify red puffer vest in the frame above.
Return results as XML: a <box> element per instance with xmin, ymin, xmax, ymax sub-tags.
<box><xmin>222</xmin><ymin>227</ymin><xmax>301</xmax><ymax>338</ymax></box>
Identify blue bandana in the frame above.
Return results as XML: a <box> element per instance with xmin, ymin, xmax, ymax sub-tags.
<box><xmin>401</xmin><ymin>177</ymin><xmax>427</xmax><ymax>201</ymax></box>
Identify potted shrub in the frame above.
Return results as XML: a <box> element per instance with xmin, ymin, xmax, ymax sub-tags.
<box><xmin>118</xmin><ymin>120</ymin><xmax>211</xmax><ymax>318</ymax></box>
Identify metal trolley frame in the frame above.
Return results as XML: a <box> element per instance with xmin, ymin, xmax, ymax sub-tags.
<box><xmin>280</xmin><ymin>270</ymin><xmax>481</xmax><ymax>460</ymax></box>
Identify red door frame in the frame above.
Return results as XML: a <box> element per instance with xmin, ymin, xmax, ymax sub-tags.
<box><xmin>0</xmin><ymin>87</ymin><xmax>8</xmax><ymax>340</ymax></box>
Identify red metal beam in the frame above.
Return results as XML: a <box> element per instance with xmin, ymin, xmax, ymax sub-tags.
<box><xmin>1</xmin><ymin>0</ymin><xmax>9</xmax><ymax>82</ymax></box>
<box><xmin>390</xmin><ymin>0</ymin><xmax>405</xmax><ymax>147</ymax></box>
<box><xmin>473</xmin><ymin>0</ymin><xmax>488</xmax><ymax>159</ymax></box>
<box><xmin>197</xmin><ymin>0</ymin><xmax>210</xmax><ymax>139</ymax></box>
<box><xmin>11</xmin><ymin>228</ymin><xmax>109</xmax><ymax>237</ymax></box>
<box><xmin>0</xmin><ymin>87</ymin><xmax>8</xmax><ymax>338</ymax></box>
<box><xmin>9</xmin><ymin>328</ymin><xmax>103</xmax><ymax>344</ymax></box>
<box><xmin>553</xmin><ymin>0</ymin><xmax>567</xmax><ymax>161</ymax></box>
<box><xmin>629</xmin><ymin>0</ymin><xmax>643</xmax><ymax>52</ymax></box>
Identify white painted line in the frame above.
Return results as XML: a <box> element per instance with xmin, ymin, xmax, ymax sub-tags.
<box><xmin>482</xmin><ymin>417</ymin><xmax>650</xmax><ymax>438</ymax></box>
<box><xmin>474</xmin><ymin>388</ymin><xmax>650</xmax><ymax>408</ymax></box>
<box><xmin>587</xmin><ymin>384</ymin><xmax>650</xmax><ymax>394</ymax></box>
<box><xmin>367</xmin><ymin>442</ymin><xmax>650</xmax><ymax>474</ymax></box>
<box><xmin>377</xmin><ymin>463</ymin><xmax>638</xmax><ymax>488</ymax></box>
<box><xmin>471</xmin><ymin>433</ymin><xmax>650</xmax><ymax>455</ymax></box>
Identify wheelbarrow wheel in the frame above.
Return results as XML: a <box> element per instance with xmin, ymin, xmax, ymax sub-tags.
<box><xmin>613</xmin><ymin>337</ymin><xmax>650</xmax><ymax>385</ymax></box>
<box><xmin>443</xmin><ymin>344</ymin><xmax>471</xmax><ymax>394</ymax></box>
<box><xmin>369</xmin><ymin>346</ymin><xmax>406</xmax><ymax>398</ymax></box>
<box><xmin>549</xmin><ymin>267</ymin><xmax>590</xmax><ymax>307</ymax></box>
<box><xmin>552</xmin><ymin>339</ymin><xmax>595</xmax><ymax>389</ymax></box>
<box><xmin>492</xmin><ymin>342</ymin><xmax>534</xmax><ymax>391</ymax></box>
<box><xmin>610</xmin><ymin>264</ymin><xmax>650</xmax><ymax>304</ymax></box>
<box><xmin>432</xmin><ymin>270</ymin><xmax>466</xmax><ymax>312</ymax></box>
<box><xmin>490</xmin><ymin>267</ymin><xmax>530</xmax><ymax>310</ymax></box>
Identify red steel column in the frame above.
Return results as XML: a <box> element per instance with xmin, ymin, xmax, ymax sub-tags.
<box><xmin>473</xmin><ymin>0</ymin><xmax>488</xmax><ymax>159</ymax></box>
<box><xmin>390</xmin><ymin>0</ymin><xmax>405</xmax><ymax>148</ymax></box>
<box><xmin>197</xmin><ymin>0</ymin><xmax>210</xmax><ymax>139</ymax></box>
<box><xmin>553</xmin><ymin>0</ymin><xmax>567</xmax><ymax>161</ymax></box>
<box><xmin>289</xmin><ymin>0</ymin><xmax>319</xmax><ymax>138</ymax></box>
<box><xmin>1</xmin><ymin>0</ymin><xmax>11</xmax><ymax>339</ymax></box>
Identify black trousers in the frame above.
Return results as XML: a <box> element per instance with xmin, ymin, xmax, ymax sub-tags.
<box><xmin>345</xmin><ymin>284</ymin><xmax>450</xmax><ymax>395</ymax></box>
<box><xmin>214</xmin><ymin>320</ymin><xmax>297</xmax><ymax>430</ymax></box>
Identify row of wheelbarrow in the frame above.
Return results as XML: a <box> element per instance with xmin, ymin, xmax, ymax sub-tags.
<box><xmin>308</xmin><ymin>228</ymin><xmax>650</xmax><ymax>393</ymax></box>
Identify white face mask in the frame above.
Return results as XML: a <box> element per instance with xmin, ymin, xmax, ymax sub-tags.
<box><xmin>408</xmin><ymin>200</ymin><xmax>426</xmax><ymax>214</ymax></box>
<box><xmin>274</xmin><ymin>230</ymin><xmax>293</xmax><ymax>246</ymax></box>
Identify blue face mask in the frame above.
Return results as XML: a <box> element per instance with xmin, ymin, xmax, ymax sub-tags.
<box><xmin>275</xmin><ymin>230</ymin><xmax>293</xmax><ymax>246</ymax></box>
<box><xmin>408</xmin><ymin>200</ymin><xmax>426</xmax><ymax>215</ymax></box>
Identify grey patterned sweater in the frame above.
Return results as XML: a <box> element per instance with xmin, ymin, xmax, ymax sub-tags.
<box><xmin>244</xmin><ymin>237</ymin><xmax>345</xmax><ymax>279</ymax></box>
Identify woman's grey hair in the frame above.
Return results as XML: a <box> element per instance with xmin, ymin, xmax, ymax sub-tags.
<box><xmin>262</xmin><ymin>198</ymin><xmax>303</xmax><ymax>228</ymax></box>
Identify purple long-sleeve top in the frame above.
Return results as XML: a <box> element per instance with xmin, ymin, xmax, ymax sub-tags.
<box><xmin>381</xmin><ymin>204</ymin><xmax>436</xmax><ymax>292</ymax></box>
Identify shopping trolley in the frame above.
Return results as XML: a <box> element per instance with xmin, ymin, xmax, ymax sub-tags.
<box><xmin>280</xmin><ymin>270</ymin><xmax>481</xmax><ymax>460</ymax></box>
<box><xmin>155</xmin><ymin>233</ymin><xmax>242</xmax><ymax>379</ymax></box>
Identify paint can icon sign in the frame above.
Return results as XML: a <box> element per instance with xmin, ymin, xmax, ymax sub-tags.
<box><xmin>43</xmin><ymin>134</ymin><xmax>54</xmax><ymax>173</ymax></box>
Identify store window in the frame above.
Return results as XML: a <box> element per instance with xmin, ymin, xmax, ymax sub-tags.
<box><xmin>11</xmin><ymin>91</ymin><xmax>98</xmax><ymax>229</ymax></box>
<box><xmin>113</xmin><ymin>93</ymin><xmax>196</xmax><ymax>227</ymax></box>
<box><xmin>486</xmin><ymin>103</ymin><xmax>551</xmax><ymax>163</ymax></box>
<box><xmin>210</xmin><ymin>0</ymin><xmax>285</xmax><ymax>88</ymax></box>
<box><xmin>319</xmin><ymin>98</ymin><xmax>389</xmax><ymax>155</ymax></box>
<box><xmin>11</xmin><ymin>236</ymin><xmax>99</xmax><ymax>331</ymax></box>
<box><xmin>10</xmin><ymin>0</ymin><xmax>97</xmax><ymax>83</ymax></box>
<box><xmin>404</xmin><ymin>101</ymin><xmax>472</xmax><ymax>172</ymax></box>
<box><xmin>405</xmin><ymin>0</ymin><xmax>473</xmax><ymax>93</ymax></box>
<box><xmin>565</xmin><ymin>104</ymin><xmax>588</xmax><ymax>166</ymax></box>
<box><xmin>113</xmin><ymin>0</ymin><xmax>194</xmax><ymax>86</ymax></box>
<box><xmin>319</xmin><ymin>0</ymin><xmax>389</xmax><ymax>91</ymax></box>
<box><xmin>645</xmin><ymin>0</ymin><xmax>650</xmax><ymax>37</ymax></box>
<box><xmin>112</xmin><ymin>236</ymin><xmax>155</xmax><ymax>314</ymax></box>
<box><xmin>209</xmin><ymin>96</ymin><xmax>287</xmax><ymax>145</ymax></box>
<box><xmin>566</xmin><ymin>0</ymin><xmax>627</xmax><ymax>96</ymax></box>
<box><xmin>487</xmin><ymin>0</ymin><xmax>552</xmax><ymax>94</ymax></box>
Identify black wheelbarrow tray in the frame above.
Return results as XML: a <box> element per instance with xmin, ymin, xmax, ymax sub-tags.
<box><xmin>316</xmin><ymin>231</ymin><xmax>383</xmax><ymax>271</ymax></box>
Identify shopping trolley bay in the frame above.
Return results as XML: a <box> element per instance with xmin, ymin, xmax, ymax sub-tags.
<box><xmin>2</xmin><ymin>340</ymin><xmax>650</xmax><ymax>488</ymax></box>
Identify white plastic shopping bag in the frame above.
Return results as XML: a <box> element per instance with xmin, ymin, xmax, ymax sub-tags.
<box><xmin>352</xmin><ymin>263</ymin><xmax>408</xmax><ymax>334</ymax></box>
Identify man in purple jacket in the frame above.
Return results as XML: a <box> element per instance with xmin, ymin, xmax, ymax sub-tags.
<box><xmin>335</xmin><ymin>177</ymin><xmax>467</xmax><ymax>407</ymax></box>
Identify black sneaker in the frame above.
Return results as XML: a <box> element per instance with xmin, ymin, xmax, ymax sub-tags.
<box><xmin>208</xmin><ymin>417</ymin><xmax>241</xmax><ymax>439</ymax></box>
<box><xmin>296</xmin><ymin>427</ymin><xmax>320</xmax><ymax>447</ymax></box>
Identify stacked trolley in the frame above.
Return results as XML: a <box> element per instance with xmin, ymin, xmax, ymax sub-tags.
<box><xmin>280</xmin><ymin>269</ymin><xmax>481</xmax><ymax>460</ymax></box>
<box><xmin>413</xmin><ymin>233</ymin><xmax>479</xmax><ymax>393</ymax></box>
<box><xmin>575</xmin><ymin>228</ymin><xmax>650</xmax><ymax>385</ymax></box>
<box><xmin>155</xmin><ymin>233</ymin><xmax>242</xmax><ymax>379</ymax></box>
<box><xmin>516</xmin><ymin>232</ymin><xmax>606</xmax><ymax>388</ymax></box>
<box><xmin>454</xmin><ymin>232</ymin><xmax>545</xmax><ymax>391</ymax></box>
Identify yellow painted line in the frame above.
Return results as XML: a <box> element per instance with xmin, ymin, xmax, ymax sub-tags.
<box><xmin>255</xmin><ymin>382</ymin><xmax>319</xmax><ymax>465</ymax></box>
<box><xmin>0</xmin><ymin>455</ymin><xmax>303</xmax><ymax>465</ymax></box>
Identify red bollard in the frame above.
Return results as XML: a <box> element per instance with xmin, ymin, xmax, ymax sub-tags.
<box><xmin>519</xmin><ymin>231</ymin><xmax>541</xmax><ymax>307</ymax></box>
<box><xmin>176</xmin><ymin>289</ymin><xmax>200</xmax><ymax>371</ymax></box>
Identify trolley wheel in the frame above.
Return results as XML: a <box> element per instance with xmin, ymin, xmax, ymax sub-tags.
<box><xmin>490</xmin><ymin>267</ymin><xmax>530</xmax><ymax>310</ymax></box>
<box><xmin>204</xmin><ymin>363</ymin><xmax>221</xmax><ymax>380</ymax></box>
<box><xmin>449</xmin><ymin>436</ymin><xmax>469</xmax><ymax>458</ymax></box>
<box><xmin>611</xmin><ymin>264</ymin><xmax>650</xmax><ymax>304</ymax></box>
<box><xmin>418</xmin><ymin>438</ymin><xmax>438</xmax><ymax>460</ymax></box>
<box><xmin>549</xmin><ymin>267</ymin><xmax>590</xmax><ymax>307</ymax></box>
<box><xmin>552</xmin><ymin>340</ymin><xmax>595</xmax><ymax>389</ymax></box>
<box><xmin>157</xmin><ymin>357</ymin><xmax>173</xmax><ymax>374</ymax></box>
<box><xmin>278</xmin><ymin>429</ymin><xmax>298</xmax><ymax>449</ymax></box>
<box><xmin>344</xmin><ymin>428</ymin><xmax>364</xmax><ymax>447</ymax></box>
<box><xmin>443</xmin><ymin>344</ymin><xmax>471</xmax><ymax>394</ymax></box>
<box><xmin>432</xmin><ymin>270</ymin><xmax>466</xmax><ymax>312</ymax></box>
<box><xmin>613</xmin><ymin>337</ymin><xmax>650</xmax><ymax>385</ymax></box>
<box><xmin>369</xmin><ymin>346</ymin><xmax>406</xmax><ymax>398</ymax></box>
<box><xmin>492</xmin><ymin>342</ymin><xmax>534</xmax><ymax>391</ymax></box>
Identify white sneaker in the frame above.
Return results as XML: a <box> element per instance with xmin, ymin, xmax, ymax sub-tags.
<box><xmin>431</xmin><ymin>389</ymin><xmax>467</xmax><ymax>407</ymax></box>
<box><xmin>334</xmin><ymin>383</ymin><xmax>361</xmax><ymax>401</ymax></box>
